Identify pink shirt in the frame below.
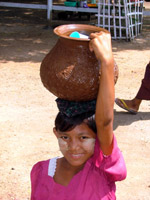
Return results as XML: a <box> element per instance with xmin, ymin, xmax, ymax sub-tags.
<box><xmin>31</xmin><ymin>136</ymin><xmax>127</xmax><ymax>200</ymax></box>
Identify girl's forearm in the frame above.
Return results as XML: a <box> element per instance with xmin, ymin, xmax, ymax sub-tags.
<box><xmin>89</xmin><ymin>32</ymin><xmax>115</xmax><ymax>155</ymax></box>
<box><xmin>96</xmin><ymin>60</ymin><xmax>114</xmax><ymax>123</ymax></box>
<box><xmin>95</xmin><ymin>60</ymin><xmax>114</xmax><ymax>155</ymax></box>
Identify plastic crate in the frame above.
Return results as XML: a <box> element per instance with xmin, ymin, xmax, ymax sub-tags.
<box><xmin>64</xmin><ymin>1</ymin><xmax>77</xmax><ymax>7</ymax></box>
<box><xmin>96</xmin><ymin>0</ymin><xmax>144</xmax><ymax>40</ymax></box>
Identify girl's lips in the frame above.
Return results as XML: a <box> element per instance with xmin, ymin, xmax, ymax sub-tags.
<box><xmin>69</xmin><ymin>153</ymin><xmax>84</xmax><ymax>160</ymax></box>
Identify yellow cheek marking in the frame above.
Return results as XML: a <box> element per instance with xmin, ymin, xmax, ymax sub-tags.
<box><xmin>58</xmin><ymin>138</ymin><xmax>69</xmax><ymax>151</ymax></box>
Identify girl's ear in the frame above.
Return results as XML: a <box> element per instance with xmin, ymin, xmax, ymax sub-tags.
<box><xmin>53</xmin><ymin>127</ymin><xmax>59</xmax><ymax>138</ymax></box>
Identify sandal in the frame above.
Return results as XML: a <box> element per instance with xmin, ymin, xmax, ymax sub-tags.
<box><xmin>115</xmin><ymin>98</ymin><xmax>138</xmax><ymax>114</ymax></box>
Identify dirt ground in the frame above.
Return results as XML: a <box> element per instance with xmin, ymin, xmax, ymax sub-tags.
<box><xmin>0</xmin><ymin>2</ymin><xmax>150</xmax><ymax>200</ymax></box>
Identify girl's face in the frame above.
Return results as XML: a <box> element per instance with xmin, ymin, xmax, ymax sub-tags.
<box><xmin>53</xmin><ymin>123</ymin><xmax>96</xmax><ymax>167</ymax></box>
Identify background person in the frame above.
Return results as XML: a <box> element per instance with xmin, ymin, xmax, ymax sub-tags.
<box><xmin>115</xmin><ymin>62</ymin><xmax>150</xmax><ymax>114</ymax></box>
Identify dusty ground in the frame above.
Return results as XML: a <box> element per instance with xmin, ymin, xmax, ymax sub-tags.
<box><xmin>0</xmin><ymin>2</ymin><xmax>150</xmax><ymax>200</ymax></box>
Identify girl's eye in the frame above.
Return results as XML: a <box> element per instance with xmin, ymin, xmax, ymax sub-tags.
<box><xmin>61</xmin><ymin>136</ymin><xmax>69</xmax><ymax>140</ymax></box>
<box><xmin>80</xmin><ymin>136</ymin><xmax>88</xmax><ymax>140</ymax></box>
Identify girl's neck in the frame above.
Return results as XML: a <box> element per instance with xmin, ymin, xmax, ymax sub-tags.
<box><xmin>53</xmin><ymin>157</ymin><xmax>85</xmax><ymax>186</ymax></box>
<box><xmin>61</xmin><ymin>157</ymin><xmax>84</xmax><ymax>175</ymax></box>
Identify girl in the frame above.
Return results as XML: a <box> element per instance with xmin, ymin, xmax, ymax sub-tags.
<box><xmin>31</xmin><ymin>32</ymin><xmax>127</xmax><ymax>200</ymax></box>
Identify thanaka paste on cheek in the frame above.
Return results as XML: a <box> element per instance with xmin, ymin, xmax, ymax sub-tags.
<box><xmin>58</xmin><ymin>138</ymin><xmax>69</xmax><ymax>152</ymax></box>
<box><xmin>82</xmin><ymin>138</ymin><xmax>96</xmax><ymax>153</ymax></box>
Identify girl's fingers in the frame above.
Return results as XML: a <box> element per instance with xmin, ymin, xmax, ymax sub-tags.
<box><xmin>90</xmin><ymin>31</ymin><xmax>103</xmax><ymax>39</ymax></box>
<box><xmin>89</xmin><ymin>31</ymin><xmax>112</xmax><ymax>62</ymax></box>
<box><xmin>89</xmin><ymin>42</ymin><xmax>93</xmax><ymax>52</ymax></box>
<box><xmin>89</xmin><ymin>36</ymin><xmax>99</xmax><ymax>52</ymax></box>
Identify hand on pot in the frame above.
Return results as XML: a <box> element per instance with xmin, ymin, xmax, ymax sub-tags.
<box><xmin>89</xmin><ymin>31</ymin><xmax>113</xmax><ymax>66</ymax></box>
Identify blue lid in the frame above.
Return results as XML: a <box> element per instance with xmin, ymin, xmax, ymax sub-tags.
<box><xmin>69</xmin><ymin>31</ymin><xmax>80</xmax><ymax>38</ymax></box>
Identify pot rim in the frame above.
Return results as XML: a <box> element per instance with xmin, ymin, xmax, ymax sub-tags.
<box><xmin>54</xmin><ymin>24</ymin><xmax>109</xmax><ymax>41</ymax></box>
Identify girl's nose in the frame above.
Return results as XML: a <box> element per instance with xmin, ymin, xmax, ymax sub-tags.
<box><xmin>68</xmin><ymin>139</ymin><xmax>80</xmax><ymax>151</ymax></box>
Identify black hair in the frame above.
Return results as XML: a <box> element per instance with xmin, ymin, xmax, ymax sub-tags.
<box><xmin>55</xmin><ymin>111</ymin><xmax>97</xmax><ymax>133</ymax></box>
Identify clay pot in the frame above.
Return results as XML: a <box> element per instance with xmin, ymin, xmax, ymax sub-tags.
<box><xmin>40</xmin><ymin>24</ymin><xmax>118</xmax><ymax>101</ymax></box>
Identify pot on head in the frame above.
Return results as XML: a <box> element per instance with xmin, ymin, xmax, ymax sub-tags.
<box><xmin>40</xmin><ymin>24</ymin><xmax>118</xmax><ymax>101</ymax></box>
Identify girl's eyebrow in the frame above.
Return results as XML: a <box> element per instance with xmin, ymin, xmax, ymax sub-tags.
<box><xmin>58</xmin><ymin>132</ymin><xmax>89</xmax><ymax>136</ymax></box>
<box><xmin>58</xmin><ymin>132</ymin><xmax>68</xmax><ymax>135</ymax></box>
<box><xmin>78</xmin><ymin>132</ymin><xmax>90</xmax><ymax>136</ymax></box>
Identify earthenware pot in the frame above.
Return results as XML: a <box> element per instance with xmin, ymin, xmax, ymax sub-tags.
<box><xmin>40</xmin><ymin>24</ymin><xmax>118</xmax><ymax>101</ymax></box>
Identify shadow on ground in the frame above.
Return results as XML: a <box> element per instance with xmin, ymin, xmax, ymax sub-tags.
<box><xmin>113</xmin><ymin>110</ymin><xmax>150</xmax><ymax>130</ymax></box>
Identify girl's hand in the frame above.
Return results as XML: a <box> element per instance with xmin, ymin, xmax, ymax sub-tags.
<box><xmin>89</xmin><ymin>32</ymin><xmax>113</xmax><ymax>65</ymax></box>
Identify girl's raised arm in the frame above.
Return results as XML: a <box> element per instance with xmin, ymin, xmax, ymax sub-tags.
<box><xmin>89</xmin><ymin>32</ymin><xmax>114</xmax><ymax>155</ymax></box>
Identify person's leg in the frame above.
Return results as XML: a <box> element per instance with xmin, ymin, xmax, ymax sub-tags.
<box><xmin>135</xmin><ymin>62</ymin><xmax>150</xmax><ymax>100</ymax></box>
<box><xmin>115</xmin><ymin>62</ymin><xmax>150</xmax><ymax>114</ymax></box>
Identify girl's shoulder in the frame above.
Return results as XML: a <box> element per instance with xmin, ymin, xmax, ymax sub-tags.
<box><xmin>93</xmin><ymin>135</ymin><xmax>127</xmax><ymax>182</ymax></box>
<box><xmin>93</xmin><ymin>135</ymin><xmax>123</xmax><ymax>168</ymax></box>
<box><xmin>31</xmin><ymin>159</ymin><xmax>50</xmax><ymax>176</ymax></box>
<box><xmin>31</xmin><ymin>157</ymin><xmax>60</xmax><ymax>178</ymax></box>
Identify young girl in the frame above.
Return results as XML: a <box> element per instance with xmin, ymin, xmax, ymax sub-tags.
<box><xmin>31</xmin><ymin>32</ymin><xmax>127</xmax><ymax>200</ymax></box>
